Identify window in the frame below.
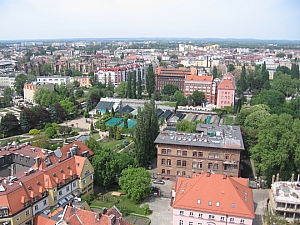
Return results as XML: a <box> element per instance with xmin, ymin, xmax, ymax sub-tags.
<box><xmin>90</xmin><ymin>175</ymin><xmax>93</xmax><ymax>180</ymax></box>
<box><xmin>208</xmin><ymin>152</ymin><xmax>214</xmax><ymax>158</ymax></box>
<box><xmin>83</xmin><ymin>179</ymin><xmax>86</xmax><ymax>185</ymax></box>
<box><xmin>177</xmin><ymin>150</ymin><xmax>182</xmax><ymax>156</ymax></box>
<box><xmin>59</xmin><ymin>190</ymin><xmax>62</xmax><ymax>196</ymax></box>
<box><xmin>192</xmin><ymin>162</ymin><xmax>197</xmax><ymax>168</ymax></box>
<box><xmin>216</xmin><ymin>201</ymin><xmax>220</xmax><ymax>207</ymax></box>
<box><xmin>167</xmin><ymin>159</ymin><xmax>171</xmax><ymax>166</ymax></box>
<box><xmin>3</xmin><ymin>209</ymin><xmax>8</xmax><ymax>217</ymax></box>
<box><xmin>43</xmin><ymin>200</ymin><xmax>47</xmax><ymax>206</ymax></box>
<box><xmin>208</xmin><ymin>163</ymin><xmax>212</xmax><ymax>169</ymax></box>
<box><xmin>161</xmin><ymin>159</ymin><xmax>166</xmax><ymax>165</ymax></box>
<box><xmin>161</xmin><ymin>149</ymin><xmax>166</xmax><ymax>154</ymax></box>
<box><xmin>229</xmin><ymin>218</ymin><xmax>235</xmax><ymax>222</ymax></box>
<box><xmin>17</xmin><ymin>218</ymin><xmax>20</xmax><ymax>221</ymax></box>
<box><xmin>162</xmin><ymin>169</ymin><xmax>165</xmax><ymax>174</ymax></box>
<box><xmin>189</xmin><ymin>222</ymin><xmax>193</xmax><ymax>225</ymax></box>
<box><xmin>179</xmin><ymin>220</ymin><xmax>183</xmax><ymax>225</ymax></box>
<box><xmin>167</xmin><ymin>170</ymin><xmax>170</xmax><ymax>175</ymax></box>
<box><xmin>198</xmin><ymin>152</ymin><xmax>203</xmax><ymax>157</ymax></box>
<box><xmin>208</xmin><ymin>201</ymin><xmax>212</xmax><ymax>206</ymax></box>
<box><xmin>182</xmin><ymin>171</ymin><xmax>186</xmax><ymax>176</ymax></box>
<box><xmin>179</xmin><ymin>210</ymin><xmax>184</xmax><ymax>215</ymax></box>
<box><xmin>54</xmin><ymin>196</ymin><xmax>57</xmax><ymax>201</ymax></box>
<box><xmin>198</xmin><ymin>213</ymin><xmax>202</xmax><ymax>218</ymax></box>
<box><xmin>193</xmin><ymin>151</ymin><xmax>197</xmax><ymax>157</ymax></box>
<box><xmin>213</xmin><ymin>163</ymin><xmax>218</xmax><ymax>170</ymax></box>
<box><xmin>220</xmin><ymin>216</ymin><xmax>225</xmax><ymax>221</ymax></box>
<box><xmin>66</xmin><ymin>186</ymin><xmax>70</xmax><ymax>192</ymax></box>
<box><xmin>240</xmin><ymin>219</ymin><xmax>245</xmax><ymax>224</ymax></box>
<box><xmin>182</xmin><ymin>151</ymin><xmax>187</xmax><ymax>156</ymax></box>
<box><xmin>167</xmin><ymin>149</ymin><xmax>171</xmax><ymax>155</ymax></box>
<box><xmin>177</xmin><ymin>171</ymin><xmax>181</xmax><ymax>176</ymax></box>
<box><xmin>73</xmin><ymin>182</ymin><xmax>76</xmax><ymax>187</ymax></box>
<box><xmin>214</xmin><ymin>153</ymin><xmax>219</xmax><ymax>158</ymax></box>
<box><xmin>197</xmin><ymin>223</ymin><xmax>202</xmax><ymax>225</ymax></box>
<box><xmin>225</xmin><ymin>154</ymin><xmax>230</xmax><ymax>160</ymax></box>
<box><xmin>189</xmin><ymin>212</ymin><xmax>193</xmax><ymax>216</ymax></box>
<box><xmin>25</xmin><ymin>210</ymin><xmax>30</xmax><ymax>216</ymax></box>
<box><xmin>53</xmin><ymin>188</ymin><xmax>56</xmax><ymax>192</ymax></box>
<box><xmin>26</xmin><ymin>157</ymin><xmax>30</xmax><ymax>163</ymax></box>
<box><xmin>230</xmin><ymin>165</ymin><xmax>235</xmax><ymax>172</ymax></box>
<box><xmin>232</xmin><ymin>203</ymin><xmax>235</xmax><ymax>208</ymax></box>
<box><xmin>182</xmin><ymin>161</ymin><xmax>186</xmax><ymax>167</ymax></box>
<box><xmin>42</xmin><ymin>191</ymin><xmax>47</xmax><ymax>197</ymax></box>
<box><xmin>198</xmin><ymin>162</ymin><xmax>202</xmax><ymax>169</ymax></box>
<box><xmin>208</xmin><ymin>215</ymin><xmax>215</xmax><ymax>219</ymax></box>
<box><xmin>34</xmin><ymin>205</ymin><xmax>39</xmax><ymax>211</ymax></box>
<box><xmin>177</xmin><ymin>160</ymin><xmax>181</xmax><ymax>166</ymax></box>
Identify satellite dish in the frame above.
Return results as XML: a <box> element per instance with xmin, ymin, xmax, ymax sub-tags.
<box><xmin>54</xmin><ymin>149</ymin><xmax>62</xmax><ymax>158</ymax></box>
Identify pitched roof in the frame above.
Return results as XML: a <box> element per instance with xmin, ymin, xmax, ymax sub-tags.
<box><xmin>172</xmin><ymin>173</ymin><xmax>255</xmax><ymax>219</ymax></box>
<box><xmin>218</xmin><ymin>78</ymin><xmax>235</xmax><ymax>90</ymax></box>
<box><xmin>118</xmin><ymin>105</ymin><xmax>134</xmax><ymax>114</ymax></box>
<box><xmin>185</xmin><ymin>75</ymin><xmax>213</xmax><ymax>82</ymax></box>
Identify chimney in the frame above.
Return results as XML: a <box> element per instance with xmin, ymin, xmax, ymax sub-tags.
<box><xmin>276</xmin><ymin>173</ymin><xmax>279</xmax><ymax>182</ymax></box>
<box><xmin>102</xmin><ymin>207</ymin><xmax>107</xmax><ymax>215</ymax></box>
<box><xmin>223</xmin><ymin>174</ymin><xmax>227</xmax><ymax>179</ymax></box>
<box><xmin>292</xmin><ymin>174</ymin><xmax>295</xmax><ymax>182</ymax></box>
<box><xmin>35</xmin><ymin>157</ymin><xmax>41</xmax><ymax>168</ymax></box>
<box><xmin>207</xmin><ymin>172</ymin><xmax>211</xmax><ymax>177</ymax></box>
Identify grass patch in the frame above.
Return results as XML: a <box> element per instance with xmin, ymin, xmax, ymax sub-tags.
<box><xmin>164</xmin><ymin>102</ymin><xmax>177</xmax><ymax>107</ymax></box>
<box><xmin>99</xmin><ymin>139</ymin><xmax>124</xmax><ymax>150</ymax></box>
<box><xmin>91</xmin><ymin>190</ymin><xmax>146</xmax><ymax>216</ymax></box>
<box><xmin>92</xmin><ymin>132</ymin><xmax>100</xmax><ymax>140</ymax></box>
<box><xmin>223</xmin><ymin>115</ymin><xmax>235</xmax><ymax>125</ymax></box>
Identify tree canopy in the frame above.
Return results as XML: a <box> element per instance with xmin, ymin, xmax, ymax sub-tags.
<box><xmin>162</xmin><ymin>84</ymin><xmax>179</xmax><ymax>95</ymax></box>
<box><xmin>14</xmin><ymin>74</ymin><xmax>27</xmax><ymax>96</ymax></box>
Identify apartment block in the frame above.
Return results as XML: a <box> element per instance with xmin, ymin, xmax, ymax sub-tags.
<box><xmin>0</xmin><ymin>141</ymin><xmax>94</xmax><ymax>225</ymax></box>
<box><xmin>36</xmin><ymin>75</ymin><xmax>70</xmax><ymax>85</ymax></box>
<box><xmin>216</xmin><ymin>73</ymin><xmax>235</xmax><ymax>108</ymax></box>
<box><xmin>154</xmin><ymin>124</ymin><xmax>244</xmax><ymax>181</ymax></box>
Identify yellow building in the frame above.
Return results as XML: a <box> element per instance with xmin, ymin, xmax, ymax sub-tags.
<box><xmin>70</xmin><ymin>76</ymin><xmax>92</xmax><ymax>87</ymax></box>
<box><xmin>0</xmin><ymin>142</ymin><xmax>94</xmax><ymax>225</ymax></box>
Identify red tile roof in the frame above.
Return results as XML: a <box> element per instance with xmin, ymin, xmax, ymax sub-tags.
<box><xmin>218</xmin><ymin>78</ymin><xmax>235</xmax><ymax>90</ymax></box>
<box><xmin>172</xmin><ymin>173</ymin><xmax>255</xmax><ymax>219</ymax></box>
<box><xmin>185</xmin><ymin>75</ymin><xmax>213</xmax><ymax>82</ymax></box>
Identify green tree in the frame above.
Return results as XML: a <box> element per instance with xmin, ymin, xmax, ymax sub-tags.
<box><xmin>0</xmin><ymin>114</ymin><xmax>20</xmax><ymax>137</ymax></box>
<box><xmin>235</xmin><ymin>104</ymin><xmax>270</xmax><ymax>126</ymax></box>
<box><xmin>14</xmin><ymin>74</ymin><xmax>27</xmax><ymax>96</ymax></box>
<box><xmin>115</xmin><ymin>81</ymin><xmax>127</xmax><ymax>98</ymax></box>
<box><xmin>132</xmin><ymin>70</ymin><xmax>137</xmax><ymax>99</ymax></box>
<box><xmin>137</xmin><ymin>69</ymin><xmax>142</xmax><ymax>99</ymax></box>
<box><xmin>174</xmin><ymin>91</ymin><xmax>186</xmax><ymax>106</ymax></box>
<box><xmin>170</xmin><ymin>54</ymin><xmax>178</xmax><ymax>59</ymax></box>
<box><xmin>48</xmin><ymin>106</ymin><xmax>58</xmax><ymax>123</ymax></box>
<box><xmin>212</xmin><ymin>66</ymin><xmax>218</xmax><ymax>79</ymax></box>
<box><xmin>65</xmin><ymin>69</ymin><xmax>73</xmax><ymax>77</ymax></box>
<box><xmin>134</xmin><ymin>99</ymin><xmax>159</xmax><ymax>167</ymax></box>
<box><xmin>75</xmin><ymin>89</ymin><xmax>84</xmax><ymax>98</ymax></box>
<box><xmin>42</xmin><ymin>64</ymin><xmax>52</xmax><ymax>75</ymax></box>
<box><xmin>146</xmin><ymin>65</ymin><xmax>155</xmax><ymax>97</ymax></box>
<box><xmin>271</xmin><ymin>73</ymin><xmax>298</xmax><ymax>96</ymax></box>
<box><xmin>19</xmin><ymin>111</ymin><xmax>31</xmax><ymax>133</ymax></box>
<box><xmin>251</xmin><ymin>90</ymin><xmax>285</xmax><ymax>110</ymax></box>
<box><xmin>54</xmin><ymin>103</ymin><xmax>67</xmax><ymax>122</ymax></box>
<box><xmin>178</xmin><ymin>64</ymin><xmax>184</xmax><ymax>67</ymax></box>
<box><xmin>92</xmin><ymin>148</ymin><xmax>120</xmax><ymax>188</ymax></box>
<box><xmin>228</xmin><ymin>64</ymin><xmax>235</xmax><ymax>72</ymax></box>
<box><xmin>276</xmin><ymin>52</ymin><xmax>285</xmax><ymax>58</ymax></box>
<box><xmin>59</xmin><ymin>99</ymin><xmax>77</xmax><ymax>118</ymax></box>
<box><xmin>115</xmin><ymin>128</ymin><xmax>121</xmax><ymax>140</ymax></box>
<box><xmin>118</xmin><ymin>166</ymin><xmax>151</xmax><ymax>203</ymax></box>
<box><xmin>162</xmin><ymin>84</ymin><xmax>179</xmax><ymax>95</ymax></box>
<box><xmin>126</xmin><ymin>72</ymin><xmax>132</xmax><ymax>99</ymax></box>
<box><xmin>191</xmin><ymin>90</ymin><xmax>205</xmax><ymax>106</ymax></box>
<box><xmin>276</xmin><ymin>66</ymin><xmax>291</xmax><ymax>75</ymax></box>
<box><xmin>73</xmin><ymin>80</ymin><xmax>80</xmax><ymax>88</ymax></box>
<box><xmin>45</xmin><ymin>127</ymin><xmax>57</xmax><ymax>138</ymax></box>
<box><xmin>291</xmin><ymin>64</ymin><xmax>299</xmax><ymax>79</ymax></box>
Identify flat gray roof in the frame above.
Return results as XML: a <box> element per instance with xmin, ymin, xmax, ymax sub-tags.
<box><xmin>154</xmin><ymin>124</ymin><xmax>244</xmax><ymax>150</ymax></box>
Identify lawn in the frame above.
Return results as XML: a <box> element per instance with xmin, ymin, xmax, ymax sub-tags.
<box><xmin>91</xmin><ymin>189</ymin><xmax>147</xmax><ymax>216</ymax></box>
<box><xmin>92</xmin><ymin>132</ymin><xmax>100</xmax><ymax>140</ymax></box>
<box><xmin>99</xmin><ymin>139</ymin><xmax>124</xmax><ymax>150</ymax></box>
<box><xmin>164</xmin><ymin>102</ymin><xmax>177</xmax><ymax>107</ymax></box>
<box><xmin>223</xmin><ymin>115</ymin><xmax>235</xmax><ymax>125</ymax></box>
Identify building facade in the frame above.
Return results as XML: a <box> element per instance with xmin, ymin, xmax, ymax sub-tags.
<box><xmin>0</xmin><ymin>141</ymin><xmax>94</xmax><ymax>225</ymax></box>
<box><xmin>23</xmin><ymin>82</ymin><xmax>54</xmax><ymax>103</ymax></box>
<box><xmin>70</xmin><ymin>76</ymin><xmax>92</xmax><ymax>87</ymax></box>
<box><xmin>36</xmin><ymin>76</ymin><xmax>70</xmax><ymax>85</ymax></box>
<box><xmin>216</xmin><ymin>73</ymin><xmax>235</xmax><ymax>108</ymax></box>
<box><xmin>154</xmin><ymin>124</ymin><xmax>244</xmax><ymax>181</ymax></box>
<box><xmin>184</xmin><ymin>75</ymin><xmax>216</xmax><ymax>104</ymax></box>
<box><xmin>171</xmin><ymin>173</ymin><xmax>255</xmax><ymax>225</ymax></box>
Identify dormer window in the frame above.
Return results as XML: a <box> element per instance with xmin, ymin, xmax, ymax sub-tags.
<box><xmin>33</xmin><ymin>196</ymin><xmax>38</xmax><ymax>202</ymax></box>
<box><xmin>208</xmin><ymin>201</ymin><xmax>212</xmax><ymax>206</ymax></box>
<box><xmin>42</xmin><ymin>191</ymin><xmax>47</xmax><ymax>197</ymax></box>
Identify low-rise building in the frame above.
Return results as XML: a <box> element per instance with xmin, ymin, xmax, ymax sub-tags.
<box><xmin>70</xmin><ymin>76</ymin><xmax>92</xmax><ymax>87</ymax></box>
<box><xmin>154</xmin><ymin>124</ymin><xmax>244</xmax><ymax>181</ymax></box>
<box><xmin>216</xmin><ymin>73</ymin><xmax>235</xmax><ymax>108</ymax></box>
<box><xmin>23</xmin><ymin>82</ymin><xmax>54</xmax><ymax>103</ymax></box>
<box><xmin>0</xmin><ymin>141</ymin><xmax>94</xmax><ymax>225</ymax></box>
<box><xmin>171</xmin><ymin>172</ymin><xmax>255</xmax><ymax>225</ymax></box>
<box><xmin>36</xmin><ymin>75</ymin><xmax>70</xmax><ymax>85</ymax></box>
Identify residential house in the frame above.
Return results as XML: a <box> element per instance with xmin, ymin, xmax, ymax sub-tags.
<box><xmin>23</xmin><ymin>82</ymin><xmax>54</xmax><ymax>103</ymax></box>
<box><xmin>216</xmin><ymin>73</ymin><xmax>235</xmax><ymax>108</ymax></box>
<box><xmin>171</xmin><ymin>173</ymin><xmax>255</xmax><ymax>225</ymax></box>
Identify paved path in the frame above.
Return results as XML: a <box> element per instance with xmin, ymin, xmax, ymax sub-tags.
<box><xmin>253</xmin><ymin>189</ymin><xmax>268</xmax><ymax>225</ymax></box>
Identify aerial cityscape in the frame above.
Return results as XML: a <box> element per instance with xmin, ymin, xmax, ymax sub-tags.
<box><xmin>0</xmin><ymin>1</ymin><xmax>300</xmax><ymax>225</ymax></box>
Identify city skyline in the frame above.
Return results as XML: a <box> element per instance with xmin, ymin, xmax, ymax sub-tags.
<box><xmin>0</xmin><ymin>0</ymin><xmax>299</xmax><ymax>41</ymax></box>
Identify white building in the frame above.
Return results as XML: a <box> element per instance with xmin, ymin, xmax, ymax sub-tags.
<box><xmin>36</xmin><ymin>76</ymin><xmax>70</xmax><ymax>85</ymax></box>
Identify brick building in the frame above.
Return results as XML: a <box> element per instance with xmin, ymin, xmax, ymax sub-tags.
<box><xmin>154</xmin><ymin>124</ymin><xmax>244</xmax><ymax>181</ymax></box>
<box><xmin>216</xmin><ymin>73</ymin><xmax>235</xmax><ymax>108</ymax></box>
<box><xmin>184</xmin><ymin>75</ymin><xmax>216</xmax><ymax>104</ymax></box>
<box><xmin>155</xmin><ymin>66</ymin><xmax>197</xmax><ymax>92</ymax></box>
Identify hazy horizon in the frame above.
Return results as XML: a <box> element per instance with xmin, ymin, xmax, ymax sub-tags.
<box><xmin>0</xmin><ymin>0</ymin><xmax>299</xmax><ymax>41</ymax></box>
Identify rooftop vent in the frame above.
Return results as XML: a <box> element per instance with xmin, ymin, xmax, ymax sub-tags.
<box><xmin>53</xmin><ymin>173</ymin><xmax>57</xmax><ymax>177</ymax></box>
<box><xmin>28</xmin><ymin>186</ymin><xmax>32</xmax><ymax>190</ymax></box>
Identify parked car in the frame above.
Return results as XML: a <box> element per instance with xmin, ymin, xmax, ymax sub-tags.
<box><xmin>153</xmin><ymin>179</ymin><xmax>165</xmax><ymax>185</ymax></box>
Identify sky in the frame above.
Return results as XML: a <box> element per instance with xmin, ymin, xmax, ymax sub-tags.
<box><xmin>0</xmin><ymin>0</ymin><xmax>299</xmax><ymax>41</ymax></box>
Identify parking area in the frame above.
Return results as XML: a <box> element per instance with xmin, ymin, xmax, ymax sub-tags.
<box><xmin>144</xmin><ymin>196</ymin><xmax>173</xmax><ymax>225</ymax></box>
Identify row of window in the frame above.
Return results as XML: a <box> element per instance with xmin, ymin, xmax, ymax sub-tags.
<box><xmin>161</xmin><ymin>149</ymin><xmax>236</xmax><ymax>161</ymax></box>
<box><xmin>221</xmin><ymin>95</ymin><xmax>231</xmax><ymax>99</ymax></box>
<box><xmin>178</xmin><ymin>216</ymin><xmax>245</xmax><ymax>224</ymax></box>
<box><xmin>221</xmin><ymin>101</ymin><xmax>231</xmax><ymax>104</ymax></box>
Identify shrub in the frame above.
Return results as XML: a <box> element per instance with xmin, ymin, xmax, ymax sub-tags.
<box><xmin>45</xmin><ymin>123</ymin><xmax>53</xmax><ymax>129</ymax></box>
<box><xmin>29</xmin><ymin>129</ymin><xmax>40</xmax><ymax>135</ymax></box>
<box><xmin>45</xmin><ymin>127</ymin><xmax>57</xmax><ymax>138</ymax></box>
<box><xmin>52</xmin><ymin>123</ymin><xmax>59</xmax><ymax>129</ymax></box>
<box><xmin>142</xmin><ymin>204</ymin><xmax>151</xmax><ymax>215</ymax></box>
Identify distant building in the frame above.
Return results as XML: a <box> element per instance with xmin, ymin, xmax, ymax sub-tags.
<box><xmin>70</xmin><ymin>76</ymin><xmax>92</xmax><ymax>87</ymax></box>
<box><xmin>36</xmin><ymin>75</ymin><xmax>70</xmax><ymax>85</ymax></box>
<box><xmin>171</xmin><ymin>173</ymin><xmax>255</xmax><ymax>225</ymax></box>
<box><xmin>216</xmin><ymin>73</ymin><xmax>235</xmax><ymax>108</ymax></box>
<box><xmin>24</xmin><ymin>82</ymin><xmax>54</xmax><ymax>103</ymax></box>
<box><xmin>155</xmin><ymin>66</ymin><xmax>197</xmax><ymax>92</ymax></box>
<box><xmin>184</xmin><ymin>75</ymin><xmax>216</xmax><ymax>104</ymax></box>
<box><xmin>154</xmin><ymin>124</ymin><xmax>244</xmax><ymax>181</ymax></box>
